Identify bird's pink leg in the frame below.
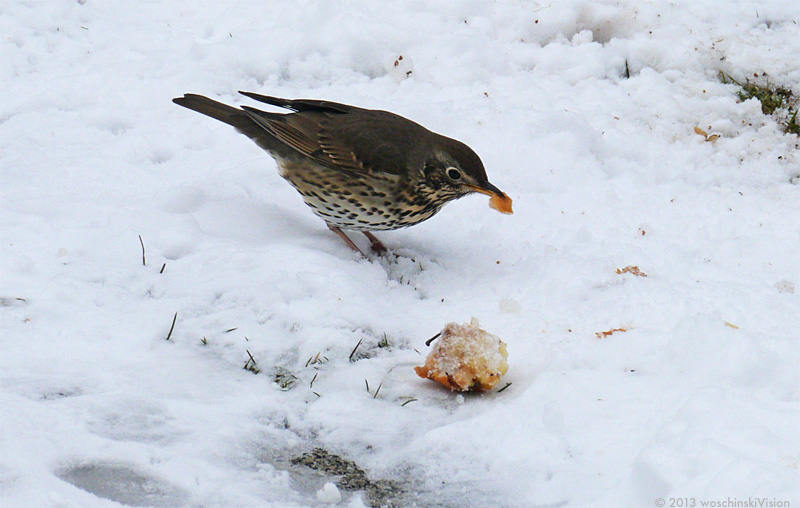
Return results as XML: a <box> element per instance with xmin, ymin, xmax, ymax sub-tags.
<box><xmin>327</xmin><ymin>225</ymin><xmax>367</xmax><ymax>257</ymax></box>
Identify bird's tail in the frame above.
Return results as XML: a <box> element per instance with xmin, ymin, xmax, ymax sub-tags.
<box><xmin>172</xmin><ymin>94</ymin><xmax>260</xmax><ymax>136</ymax></box>
<box><xmin>173</xmin><ymin>94</ymin><xmax>296</xmax><ymax>156</ymax></box>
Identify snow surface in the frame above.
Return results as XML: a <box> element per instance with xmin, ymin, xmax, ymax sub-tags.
<box><xmin>316</xmin><ymin>483</ymin><xmax>342</xmax><ymax>505</ymax></box>
<box><xmin>2</xmin><ymin>1</ymin><xmax>799</xmax><ymax>507</ymax></box>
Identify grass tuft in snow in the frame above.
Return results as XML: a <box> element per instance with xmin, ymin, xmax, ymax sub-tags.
<box><xmin>400</xmin><ymin>397</ymin><xmax>417</xmax><ymax>406</ymax></box>
<box><xmin>273</xmin><ymin>368</ymin><xmax>297</xmax><ymax>390</ymax></box>
<box><xmin>349</xmin><ymin>331</ymin><xmax>393</xmax><ymax>362</ymax></box>
<box><xmin>243</xmin><ymin>350</ymin><xmax>260</xmax><ymax>374</ymax></box>
<box><xmin>496</xmin><ymin>382</ymin><xmax>512</xmax><ymax>393</ymax></box>
<box><xmin>721</xmin><ymin>72</ymin><xmax>800</xmax><ymax>136</ymax></box>
<box><xmin>378</xmin><ymin>333</ymin><xmax>390</xmax><ymax>349</ymax></box>
<box><xmin>165</xmin><ymin>312</ymin><xmax>177</xmax><ymax>341</ymax></box>
<box><xmin>788</xmin><ymin>109</ymin><xmax>799</xmax><ymax>136</ymax></box>
<box><xmin>425</xmin><ymin>332</ymin><xmax>441</xmax><ymax>347</ymax></box>
<box><xmin>291</xmin><ymin>448</ymin><xmax>402</xmax><ymax>508</ymax></box>
<box><xmin>138</xmin><ymin>235</ymin><xmax>146</xmax><ymax>266</ymax></box>
<box><xmin>349</xmin><ymin>338</ymin><xmax>363</xmax><ymax>362</ymax></box>
<box><xmin>305</xmin><ymin>352</ymin><xmax>327</xmax><ymax>367</ymax></box>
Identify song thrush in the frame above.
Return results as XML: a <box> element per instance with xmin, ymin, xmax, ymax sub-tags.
<box><xmin>173</xmin><ymin>92</ymin><xmax>513</xmax><ymax>255</ymax></box>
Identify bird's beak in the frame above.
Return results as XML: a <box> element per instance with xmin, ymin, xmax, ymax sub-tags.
<box><xmin>465</xmin><ymin>182</ymin><xmax>514</xmax><ymax>215</ymax></box>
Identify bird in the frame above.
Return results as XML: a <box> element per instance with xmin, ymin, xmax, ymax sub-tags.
<box><xmin>172</xmin><ymin>91</ymin><xmax>513</xmax><ymax>255</ymax></box>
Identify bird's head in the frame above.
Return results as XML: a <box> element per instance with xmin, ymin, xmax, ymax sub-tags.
<box><xmin>423</xmin><ymin>137</ymin><xmax>513</xmax><ymax>214</ymax></box>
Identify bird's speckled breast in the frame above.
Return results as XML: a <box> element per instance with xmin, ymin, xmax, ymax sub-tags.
<box><xmin>275</xmin><ymin>158</ymin><xmax>448</xmax><ymax>231</ymax></box>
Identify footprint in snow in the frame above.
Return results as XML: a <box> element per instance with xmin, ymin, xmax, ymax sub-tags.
<box><xmin>55</xmin><ymin>461</ymin><xmax>188</xmax><ymax>507</ymax></box>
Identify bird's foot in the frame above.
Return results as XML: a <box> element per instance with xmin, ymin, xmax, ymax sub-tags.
<box><xmin>362</xmin><ymin>231</ymin><xmax>388</xmax><ymax>255</ymax></box>
<box><xmin>327</xmin><ymin>226</ymin><xmax>392</xmax><ymax>259</ymax></box>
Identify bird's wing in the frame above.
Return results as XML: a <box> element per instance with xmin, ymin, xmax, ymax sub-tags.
<box><xmin>319</xmin><ymin>112</ymin><xmax>424</xmax><ymax>176</ymax></box>
<box><xmin>242</xmin><ymin>104</ymin><xmax>425</xmax><ymax>177</ymax></box>
<box><xmin>241</xmin><ymin>107</ymin><xmax>323</xmax><ymax>159</ymax></box>
<box><xmin>241</xmin><ymin>106</ymin><xmax>364</xmax><ymax>175</ymax></box>
<box><xmin>239</xmin><ymin>91</ymin><xmax>356</xmax><ymax>114</ymax></box>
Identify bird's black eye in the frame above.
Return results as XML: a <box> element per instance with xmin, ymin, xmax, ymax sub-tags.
<box><xmin>446</xmin><ymin>167</ymin><xmax>462</xmax><ymax>180</ymax></box>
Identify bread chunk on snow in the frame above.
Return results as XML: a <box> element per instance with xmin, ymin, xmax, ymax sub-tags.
<box><xmin>415</xmin><ymin>318</ymin><xmax>508</xmax><ymax>392</ymax></box>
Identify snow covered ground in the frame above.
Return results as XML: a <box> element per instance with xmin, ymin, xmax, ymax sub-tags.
<box><xmin>2</xmin><ymin>1</ymin><xmax>799</xmax><ymax>507</ymax></box>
